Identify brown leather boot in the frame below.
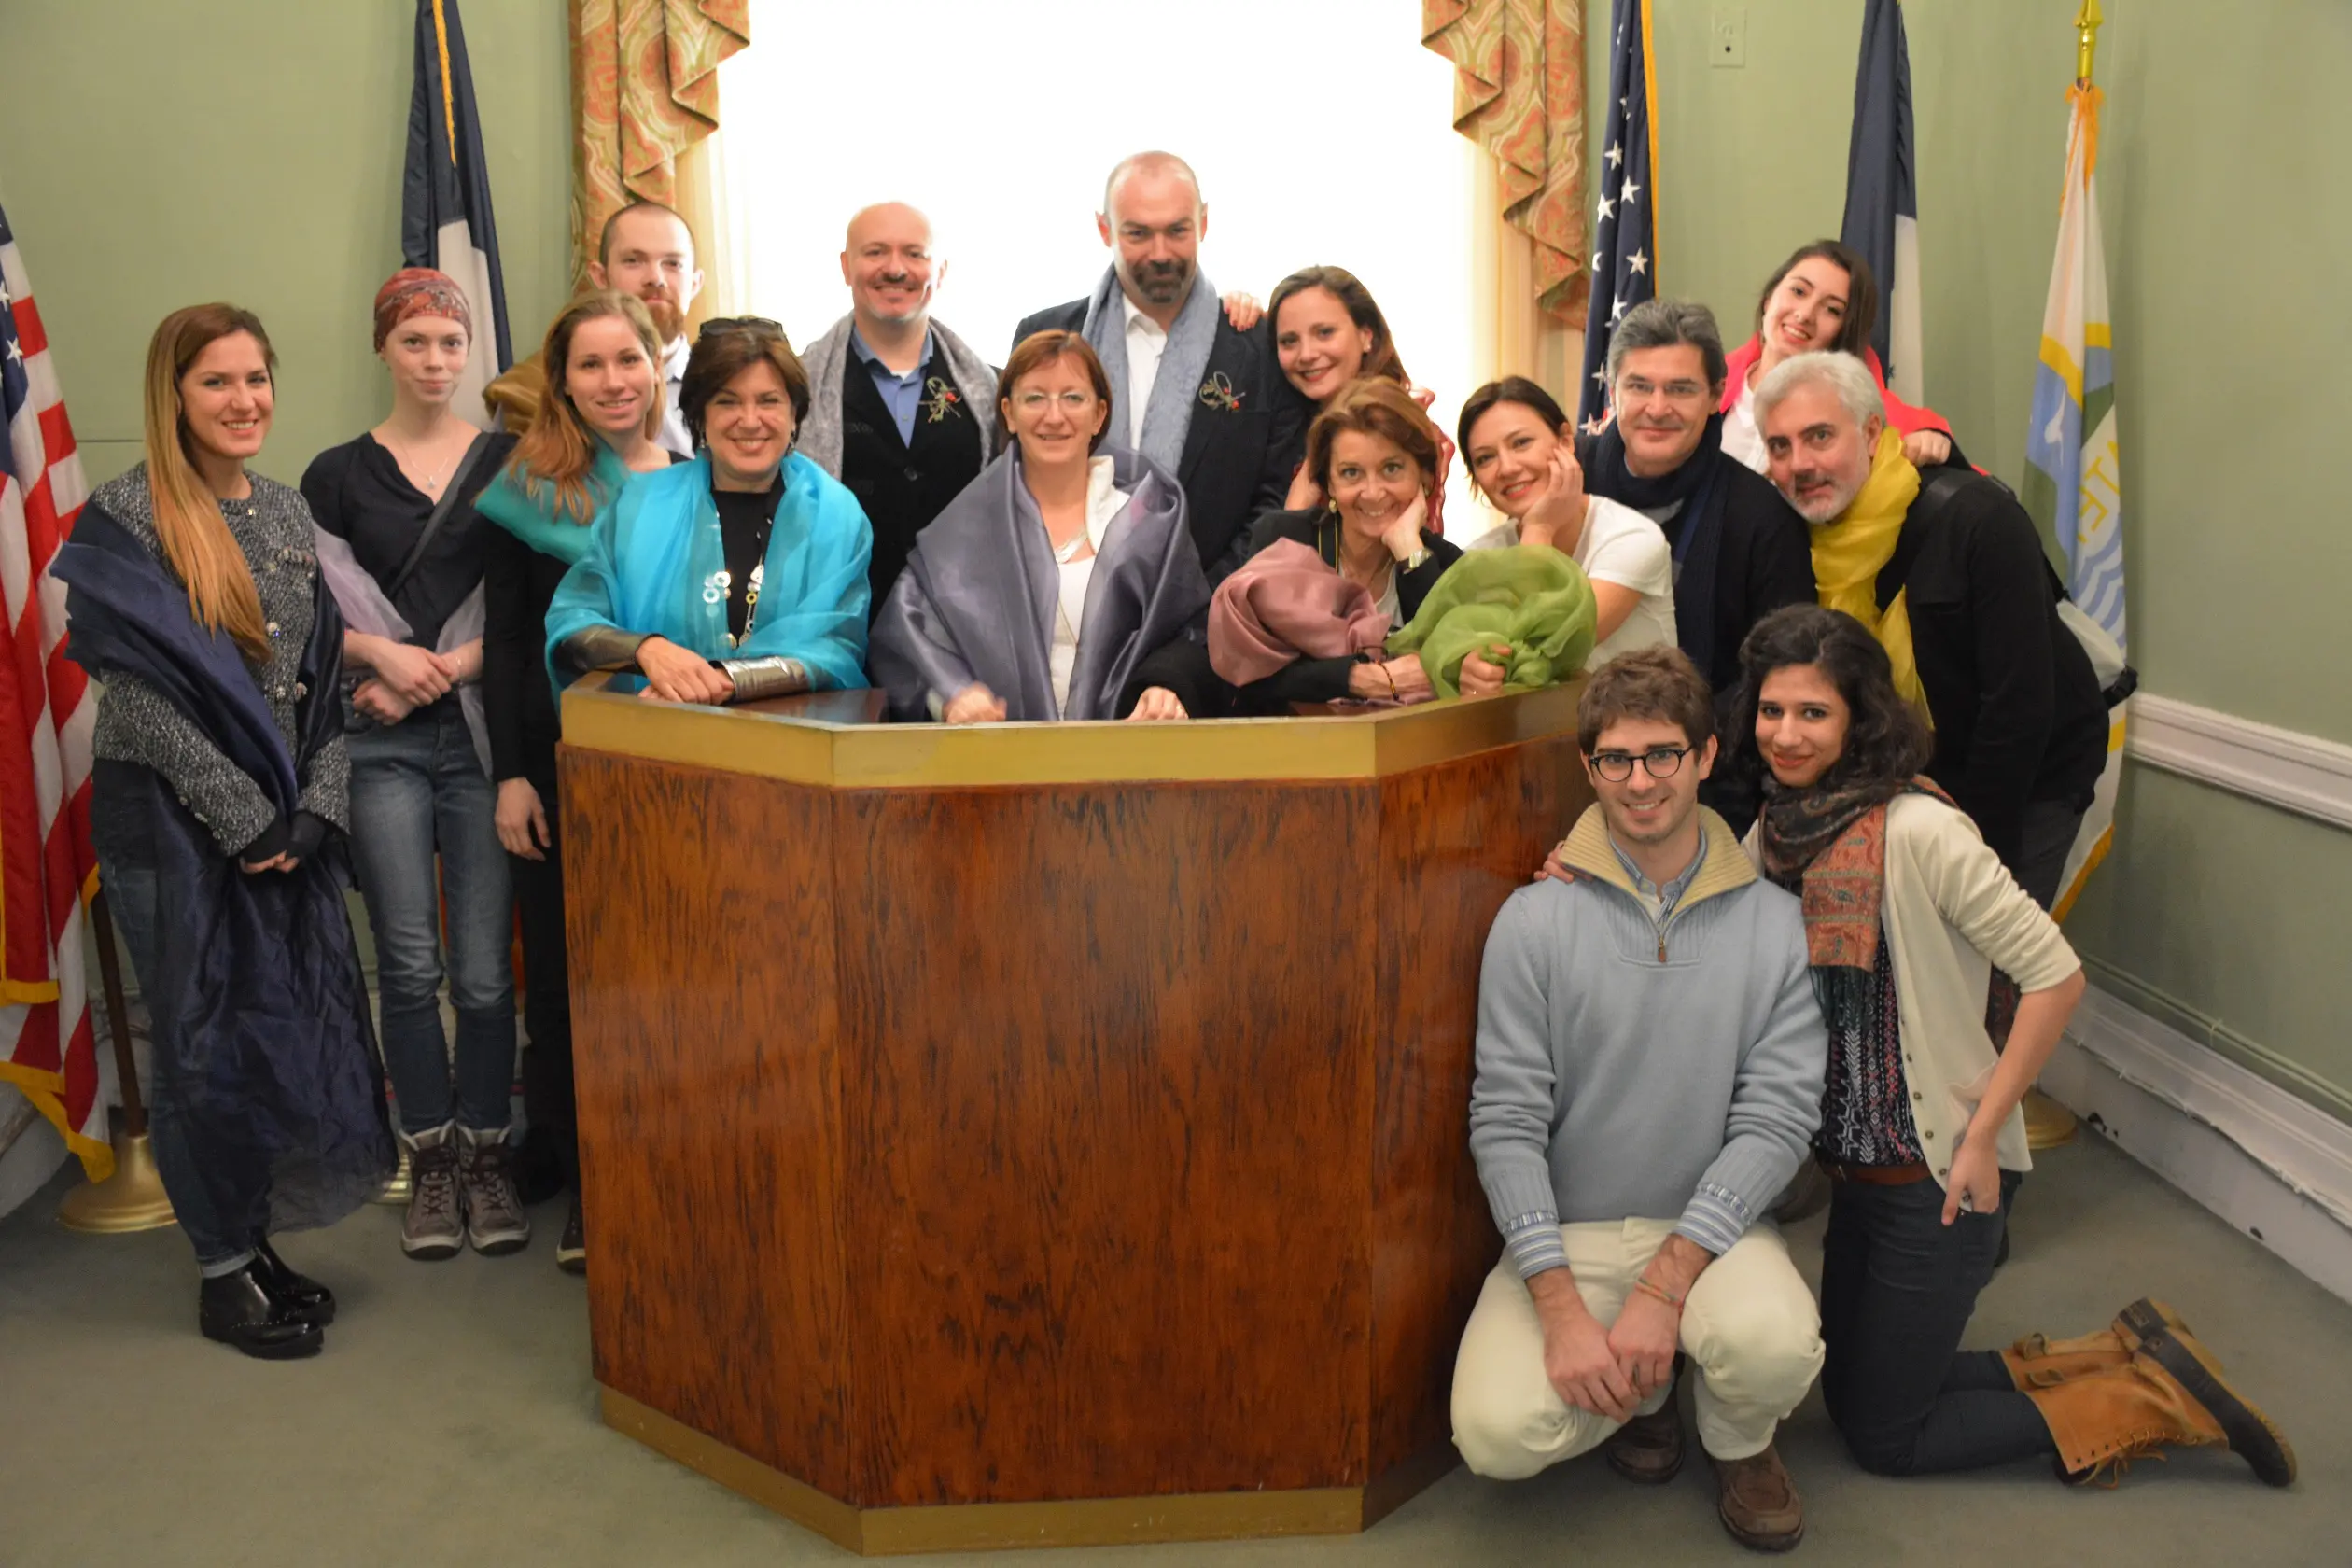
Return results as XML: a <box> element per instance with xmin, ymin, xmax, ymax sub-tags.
<box><xmin>1603</xmin><ymin>1384</ymin><xmax>1684</xmax><ymax>1484</ymax></box>
<box><xmin>1712</xmin><ymin>1442</ymin><xmax>1803</xmax><ymax>1552</ymax></box>
<box><xmin>2024</xmin><ymin>1328</ymin><xmax>2296</xmax><ymax>1488</ymax></box>
<box><xmin>2001</xmin><ymin>1296</ymin><xmax>2190</xmax><ymax>1389</ymax></box>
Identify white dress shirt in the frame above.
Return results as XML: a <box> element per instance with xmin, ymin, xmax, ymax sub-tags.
<box><xmin>658</xmin><ymin>334</ymin><xmax>693</xmax><ymax>456</ymax></box>
<box><xmin>1049</xmin><ymin>455</ymin><xmax>1132</xmax><ymax>715</ymax></box>
<box><xmin>1119</xmin><ymin>293</ymin><xmax>1169</xmax><ymax>450</ymax></box>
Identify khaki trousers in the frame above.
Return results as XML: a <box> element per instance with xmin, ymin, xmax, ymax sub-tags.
<box><xmin>1451</xmin><ymin>1218</ymin><xmax>1824</xmax><ymax>1476</ymax></box>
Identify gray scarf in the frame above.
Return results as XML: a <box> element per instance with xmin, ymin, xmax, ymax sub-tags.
<box><xmin>1080</xmin><ymin>265</ymin><xmax>1220</xmax><ymax>476</ymax></box>
<box><xmin>798</xmin><ymin>314</ymin><xmax>998</xmax><ymax>477</ymax></box>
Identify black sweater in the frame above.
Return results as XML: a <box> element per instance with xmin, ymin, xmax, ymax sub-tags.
<box><xmin>481</xmin><ymin>523</ymin><xmax>570</xmax><ymax>790</ymax></box>
<box><xmin>1891</xmin><ymin>464</ymin><xmax>2108</xmax><ymax>875</ymax></box>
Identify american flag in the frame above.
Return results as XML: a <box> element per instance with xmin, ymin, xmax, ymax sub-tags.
<box><xmin>1579</xmin><ymin>0</ymin><xmax>1658</xmax><ymax>433</ymax></box>
<box><xmin>0</xmin><ymin>203</ymin><xmax>105</xmax><ymax>1181</ymax></box>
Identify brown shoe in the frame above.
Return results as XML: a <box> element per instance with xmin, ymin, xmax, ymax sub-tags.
<box><xmin>2024</xmin><ymin>1328</ymin><xmax>2295</xmax><ymax>1488</ymax></box>
<box><xmin>1712</xmin><ymin>1443</ymin><xmax>1803</xmax><ymax>1553</ymax></box>
<box><xmin>1604</xmin><ymin>1385</ymin><xmax>1685</xmax><ymax>1484</ymax></box>
<box><xmin>2001</xmin><ymin>1297</ymin><xmax>2190</xmax><ymax>1389</ymax></box>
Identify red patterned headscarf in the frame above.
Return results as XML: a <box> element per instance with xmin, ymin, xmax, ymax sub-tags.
<box><xmin>371</xmin><ymin>268</ymin><xmax>473</xmax><ymax>350</ymax></box>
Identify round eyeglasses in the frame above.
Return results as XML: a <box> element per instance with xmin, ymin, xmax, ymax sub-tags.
<box><xmin>1587</xmin><ymin>745</ymin><xmax>1694</xmax><ymax>782</ymax></box>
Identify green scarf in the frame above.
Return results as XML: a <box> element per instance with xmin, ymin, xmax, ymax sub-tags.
<box><xmin>1384</xmin><ymin>545</ymin><xmax>1597</xmax><ymax>699</ymax></box>
<box><xmin>473</xmin><ymin>443</ymin><xmax>632</xmax><ymax>567</ymax></box>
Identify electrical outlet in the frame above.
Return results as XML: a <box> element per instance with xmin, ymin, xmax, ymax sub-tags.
<box><xmin>1713</xmin><ymin>6</ymin><xmax>1746</xmax><ymax>68</ymax></box>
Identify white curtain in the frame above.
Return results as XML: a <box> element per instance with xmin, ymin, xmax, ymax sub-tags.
<box><xmin>718</xmin><ymin>0</ymin><xmax>1478</xmax><ymax>519</ymax></box>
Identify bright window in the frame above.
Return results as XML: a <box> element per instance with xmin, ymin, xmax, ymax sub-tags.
<box><xmin>720</xmin><ymin>0</ymin><xmax>1478</xmax><ymax>516</ymax></box>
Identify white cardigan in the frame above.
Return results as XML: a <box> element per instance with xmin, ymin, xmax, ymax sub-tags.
<box><xmin>1749</xmin><ymin>792</ymin><xmax>2081</xmax><ymax>1188</ymax></box>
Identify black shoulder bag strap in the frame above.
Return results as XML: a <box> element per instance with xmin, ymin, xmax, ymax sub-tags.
<box><xmin>385</xmin><ymin>429</ymin><xmax>496</xmax><ymax>604</ymax></box>
<box><xmin>1873</xmin><ymin>464</ymin><xmax>1978</xmax><ymax>612</ymax></box>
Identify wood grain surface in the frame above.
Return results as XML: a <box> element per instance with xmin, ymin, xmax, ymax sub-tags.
<box><xmin>834</xmin><ymin>780</ymin><xmax>1379</xmax><ymax>1506</ymax></box>
<box><xmin>1365</xmin><ymin>735</ymin><xmax>1590</xmax><ymax>1490</ymax></box>
<box><xmin>561</xmin><ymin>749</ymin><xmax>855</xmax><ymax>1497</ymax></box>
<box><xmin>562</xmin><ymin>707</ymin><xmax>1591</xmax><ymax>1521</ymax></box>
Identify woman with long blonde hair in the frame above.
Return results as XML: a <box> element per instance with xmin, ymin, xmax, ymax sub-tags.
<box><xmin>472</xmin><ymin>289</ymin><xmax>671</xmax><ymax>1272</ymax></box>
<box><xmin>55</xmin><ymin>303</ymin><xmax>392</xmax><ymax>1359</ymax></box>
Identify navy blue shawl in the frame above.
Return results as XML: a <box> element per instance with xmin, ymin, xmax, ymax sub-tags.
<box><xmin>54</xmin><ymin>502</ymin><xmax>393</xmax><ymax>1239</ymax></box>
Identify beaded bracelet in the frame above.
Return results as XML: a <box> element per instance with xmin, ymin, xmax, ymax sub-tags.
<box><xmin>1632</xmin><ymin>1278</ymin><xmax>1685</xmax><ymax>1311</ymax></box>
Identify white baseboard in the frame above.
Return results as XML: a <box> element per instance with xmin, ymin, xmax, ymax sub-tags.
<box><xmin>2042</xmin><ymin>985</ymin><xmax>2352</xmax><ymax>1304</ymax></box>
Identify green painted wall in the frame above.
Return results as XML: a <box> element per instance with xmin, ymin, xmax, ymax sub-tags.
<box><xmin>1612</xmin><ymin>0</ymin><xmax>2352</xmax><ymax>1117</ymax></box>
<box><xmin>0</xmin><ymin>0</ymin><xmax>573</xmax><ymax>491</ymax></box>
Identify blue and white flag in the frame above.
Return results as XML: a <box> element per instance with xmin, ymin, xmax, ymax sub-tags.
<box><xmin>405</xmin><ymin>0</ymin><xmax>511</xmax><ymax>427</ymax></box>
<box><xmin>2024</xmin><ymin>83</ymin><xmax>2125</xmax><ymax>919</ymax></box>
<box><xmin>1839</xmin><ymin>0</ymin><xmax>1925</xmax><ymax>406</ymax></box>
<box><xmin>1578</xmin><ymin>0</ymin><xmax>1656</xmax><ymax>433</ymax></box>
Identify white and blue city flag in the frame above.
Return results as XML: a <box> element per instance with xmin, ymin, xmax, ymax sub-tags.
<box><xmin>1839</xmin><ymin>0</ymin><xmax>1925</xmax><ymax>405</ymax></box>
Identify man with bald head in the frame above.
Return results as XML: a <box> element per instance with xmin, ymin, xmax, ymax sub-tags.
<box><xmin>801</xmin><ymin>202</ymin><xmax>998</xmax><ymax>617</ymax></box>
<box><xmin>1015</xmin><ymin>151</ymin><xmax>1303</xmax><ymax>579</ymax></box>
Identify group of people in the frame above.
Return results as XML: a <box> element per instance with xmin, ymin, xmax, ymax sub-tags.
<box><xmin>49</xmin><ymin>139</ymin><xmax>2286</xmax><ymax>1546</ymax></box>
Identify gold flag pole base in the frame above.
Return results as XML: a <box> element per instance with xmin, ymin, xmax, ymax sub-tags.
<box><xmin>2023</xmin><ymin>1088</ymin><xmax>2079</xmax><ymax>1151</ymax></box>
<box><xmin>57</xmin><ymin>1130</ymin><xmax>178</xmax><ymax>1234</ymax></box>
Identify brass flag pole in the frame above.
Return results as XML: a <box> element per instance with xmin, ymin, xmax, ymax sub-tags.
<box><xmin>57</xmin><ymin>889</ymin><xmax>176</xmax><ymax>1231</ymax></box>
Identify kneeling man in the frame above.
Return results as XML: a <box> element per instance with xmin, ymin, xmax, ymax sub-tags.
<box><xmin>1453</xmin><ymin>647</ymin><xmax>1827</xmax><ymax>1552</ymax></box>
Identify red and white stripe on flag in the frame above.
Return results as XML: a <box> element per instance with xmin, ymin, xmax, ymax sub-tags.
<box><xmin>0</xmin><ymin>220</ymin><xmax>107</xmax><ymax>1181</ymax></box>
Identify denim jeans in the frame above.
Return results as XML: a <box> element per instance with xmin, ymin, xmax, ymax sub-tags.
<box><xmin>89</xmin><ymin>847</ymin><xmax>252</xmax><ymax>1271</ymax></box>
<box><xmin>345</xmin><ymin>700</ymin><xmax>515</xmax><ymax>1135</ymax></box>
<box><xmin>1818</xmin><ymin>1169</ymin><xmax>2055</xmax><ymax>1474</ymax></box>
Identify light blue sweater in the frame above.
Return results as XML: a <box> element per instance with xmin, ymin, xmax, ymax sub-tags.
<box><xmin>1469</xmin><ymin>805</ymin><xmax>1827</xmax><ymax>1274</ymax></box>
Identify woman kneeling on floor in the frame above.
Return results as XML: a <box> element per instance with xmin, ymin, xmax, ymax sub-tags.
<box><xmin>1731</xmin><ymin>603</ymin><xmax>2294</xmax><ymax>1488</ymax></box>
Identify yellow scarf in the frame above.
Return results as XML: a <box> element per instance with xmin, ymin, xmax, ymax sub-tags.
<box><xmin>1810</xmin><ymin>427</ymin><xmax>1929</xmax><ymax>719</ymax></box>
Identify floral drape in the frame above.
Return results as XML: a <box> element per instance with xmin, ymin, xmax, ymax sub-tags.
<box><xmin>568</xmin><ymin>0</ymin><xmax>749</xmax><ymax>290</ymax></box>
<box><xmin>1423</xmin><ymin>0</ymin><xmax>1589</xmax><ymax>320</ymax></box>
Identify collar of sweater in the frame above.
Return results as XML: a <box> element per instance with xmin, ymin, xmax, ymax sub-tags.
<box><xmin>1555</xmin><ymin>802</ymin><xmax>1756</xmax><ymax>915</ymax></box>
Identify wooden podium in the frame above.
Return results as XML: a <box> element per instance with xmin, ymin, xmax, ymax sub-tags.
<box><xmin>558</xmin><ymin>679</ymin><xmax>1592</xmax><ymax>1555</ymax></box>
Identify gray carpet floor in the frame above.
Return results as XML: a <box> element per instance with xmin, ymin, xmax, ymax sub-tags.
<box><xmin>2</xmin><ymin>1134</ymin><xmax>2346</xmax><ymax>1568</ymax></box>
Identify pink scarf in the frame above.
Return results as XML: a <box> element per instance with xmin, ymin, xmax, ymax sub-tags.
<box><xmin>1209</xmin><ymin>539</ymin><xmax>1390</xmax><ymax>684</ymax></box>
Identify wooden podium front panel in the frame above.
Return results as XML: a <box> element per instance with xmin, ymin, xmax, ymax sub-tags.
<box><xmin>833</xmin><ymin>780</ymin><xmax>1380</xmax><ymax>1508</ymax></box>
<box><xmin>1365</xmin><ymin>735</ymin><xmax>1590</xmax><ymax>1497</ymax></box>
<box><xmin>562</xmin><ymin>749</ymin><xmax>856</xmax><ymax>1498</ymax></box>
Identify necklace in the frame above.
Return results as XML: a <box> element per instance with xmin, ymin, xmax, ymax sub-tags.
<box><xmin>380</xmin><ymin>424</ymin><xmax>472</xmax><ymax>497</ymax></box>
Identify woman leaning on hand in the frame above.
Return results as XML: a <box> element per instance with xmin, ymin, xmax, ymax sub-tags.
<box><xmin>301</xmin><ymin>269</ymin><xmax>528</xmax><ymax>1267</ymax></box>
<box><xmin>1209</xmin><ymin>377</ymin><xmax>1461</xmax><ymax>715</ymax></box>
<box><xmin>1730</xmin><ymin>604</ymin><xmax>2295</xmax><ymax>1490</ymax></box>
<box><xmin>545</xmin><ymin>317</ymin><xmax>871</xmax><ymax>704</ymax></box>
<box><xmin>869</xmin><ymin>329</ymin><xmax>1209</xmax><ymax>724</ymax></box>
<box><xmin>55</xmin><ymin>303</ymin><xmax>393</xmax><ymax>1360</ymax></box>
<box><xmin>472</xmin><ymin>288</ymin><xmax>677</xmax><ymax>1274</ymax></box>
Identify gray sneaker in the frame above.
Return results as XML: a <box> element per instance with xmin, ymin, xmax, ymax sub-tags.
<box><xmin>399</xmin><ymin>1124</ymin><xmax>464</xmax><ymax>1261</ymax></box>
<box><xmin>458</xmin><ymin>1124</ymin><xmax>531</xmax><ymax>1256</ymax></box>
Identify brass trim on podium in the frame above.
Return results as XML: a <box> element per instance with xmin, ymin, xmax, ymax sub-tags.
<box><xmin>599</xmin><ymin>1387</ymin><xmax>1373</xmax><ymax>1556</ymax></box>
<box><xmin>560</xmin><ymin>674</ymin><xmax>1583</xmax><ymax>789</ymax></box>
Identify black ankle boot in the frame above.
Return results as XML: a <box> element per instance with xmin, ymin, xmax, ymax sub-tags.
<box><xmin>253</xmin><ymin>1239</ymin><xmax>337</xmax><ymax>1327</ymax></box>
<box><xmin>198</xmin><ymin>1258</ymin><xmax>325</xmax><ymax>1359</ymax></box>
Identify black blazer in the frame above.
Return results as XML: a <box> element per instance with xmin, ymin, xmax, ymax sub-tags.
<box><xmin>1013</xmin><ymin>298</ymin><xmax>1308</xmax><ymax>581</ymax></box>
<box><xmin>1887</xmin><ymin>464</ymin><xmax>2108</xmax><ymax>875</ymax></box>
<box><xmin>481</xmin><ymin>524</ymin><xmax>571</xmax><ymax>792</ymax></box>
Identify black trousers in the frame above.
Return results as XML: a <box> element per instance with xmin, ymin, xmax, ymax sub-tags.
<box><xmin>1819</xmin><ymin>1169</ymin><xmax>2057</xmax><ymax>1475</ymax></box>
<box><xmin>511</xmin><ymin>770</ymin><xmax>578</xmax><ymax>1191</ymax></box>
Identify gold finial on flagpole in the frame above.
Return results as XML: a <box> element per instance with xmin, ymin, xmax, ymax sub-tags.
<box><xmin>2075</xmin><ymin>0</ymin><xmax>2104</xmax><ymax>87</ymax></box>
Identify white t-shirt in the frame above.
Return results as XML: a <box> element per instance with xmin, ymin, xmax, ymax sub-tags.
<box><xmin>1462</xmin><ymin>497</ymin><xmax>1676</xmax><ymax>669</ymax></box>
<box><xmin>1721</xmin><ymin>372</ymin><xmax>1768</xmax><ymax>473</ymax></box>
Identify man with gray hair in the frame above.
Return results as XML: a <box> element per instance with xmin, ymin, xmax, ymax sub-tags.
<box><xmin>1014</xmin><ymin>151</ymin><xmax>1304</xmax><ymax>579</ymax></box>
<box><xmin>1577</xmin><ymin>298</ymin><xmax>1814</xmax><ymax>823</ymax></box>
<box><xmin>799</xmin><ymin>202</ymin><xmax>998</xmax><ymax>619</ymax></box>
<box><xmin>1756</xmin><ymin>351</ymin><xmax>2107</xmax><ymax>899</ymax></box>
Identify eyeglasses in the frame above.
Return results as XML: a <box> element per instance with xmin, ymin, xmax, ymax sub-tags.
<box><xmin>1588</xmin><ymin>745</ymin><xmax>1694</xmax><ymax>781</ymax></box>
<box><xmin>699</xmin><ymin>315</ymin><xmax>785</xmax><ymax>339</ymax></box>
<box><xmin>1011</xmin><ymin>389</ymin><xmax>1098</xmax><ymax>414</ymax></box>
<box><xmin>1614</xmin><ymin>375</ymin><xmax>1709</xmax><ymax>404</ymax></box>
